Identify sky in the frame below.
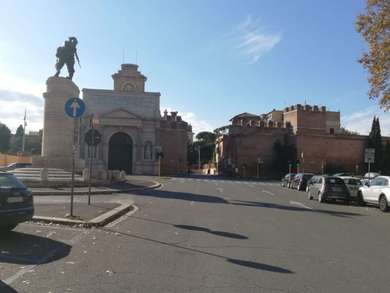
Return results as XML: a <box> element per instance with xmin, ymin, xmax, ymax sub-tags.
<box><xmin>0</xmin><ymin>0</ymin><xmax>389</xmax><ymax>136</ymax></box>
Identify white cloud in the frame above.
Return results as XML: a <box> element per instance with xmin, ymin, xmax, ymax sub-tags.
<box><xmin>0</xmin><ymin>72</ymin><xmax>44</xmax><ymax>97</ymax></box>
<box><xmin>161</xmin><ymin>107</ymin><xmax>214</xmax><ymax>135</ymax></box>
<box><xmin>0</xmin><ymin>90</ymin><xmax>43</xmax><ymax>133</ymax></box>
<box><xmin>235</xmin><ymin>16</ymin><xmax>282</xmax><ymax>63</ymax></box>
<box><xmin>342</xmin><ymin>107</ymin><xmax>390</xmax><ymax>136</ymax></box>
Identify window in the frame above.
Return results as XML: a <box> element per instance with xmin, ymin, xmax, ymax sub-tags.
<box><xmin>371</xmin><ymin>178</ymin><xmax>382</xmax><ymax>186</ymax></box>
<box><xmin>330</xmin><ymin>128</ymin><xmax>335</xmax><ymax>134</ymax></box>
<box><xmin>144</xmin><ymin>141</ymin><xmax>153</xmax><ymax>160</ymax></box>
<box><xmin>383</xmin><ymin>178</ymin><xmax>389</xmax><ymax>186</ymax></box>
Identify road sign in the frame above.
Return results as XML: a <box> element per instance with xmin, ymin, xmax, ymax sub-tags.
<box><xmin>65</xmin><ymin>97</ymin><xmax>85</xmax><ymax>118</ymax></box>
<box><xmin>85</xmin><ymin>129</ymin><xmax>102</xmax><ymax>146</ymax></box>
<box><xmin>364</xmin><ymin>148</ymin><xmax>375</xmax><ymax>163</ymax></box>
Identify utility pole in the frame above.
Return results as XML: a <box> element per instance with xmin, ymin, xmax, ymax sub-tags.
<box><xmin>197</xmin><ymin>146</ymin><xmax>201</xmax><ymax>171</ymax></box>
<box><xmin>22</xmin><ymin>109</ymin><xmax>27</xmax><ymax>153</ymax></box>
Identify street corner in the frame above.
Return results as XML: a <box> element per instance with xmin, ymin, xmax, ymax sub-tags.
<box><xmin>32</xmin><ymin>200</ymin><xmax>136</xmax><ymax>228</ymax></box>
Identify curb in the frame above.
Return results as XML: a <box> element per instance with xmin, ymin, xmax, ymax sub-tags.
<box><xmin>32</xmin><ymin>200</ymin><xmax>135</xmax><ymax>228</ymax></box>
<box><xmin>31</xmin><ymin>181</ymin><xmax>162</xmax><ymax>196</ymax></box>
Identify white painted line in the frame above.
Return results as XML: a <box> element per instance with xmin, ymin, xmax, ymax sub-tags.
<box><xmin>289</xmin><ymin>201</ymin><xmax>313</xmax><ymax>210</ymax></box>
<box><xmin>216</xmin><ymin>187</ymin><xmax>224</xmax><ymax>193</ymax></box>
<box><xmin>262</xmin><ymin>190</ymin><xmax>275</xmax><ymax>196</ymax></box>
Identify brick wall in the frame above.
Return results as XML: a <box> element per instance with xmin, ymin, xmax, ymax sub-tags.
<box><xmin>160</xmin><ymin>119</ymin><xmax>191</xmax><ymax>175</ymax></box>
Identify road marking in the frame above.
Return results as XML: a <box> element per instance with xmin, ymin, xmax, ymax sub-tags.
<box><xmin>4</xmin><ymin>230</ymin><xmax>89</xmax><ymax>286</ymax></box>
<box><xmin>216</xmin><ymin>187</ymin><xmax>224</xmax><ymax>193</ymax></box>
<box><xmin>289</xmin><ymin>201</ymin><xmax>313</xmax><ymax>210</ymax></box>
<box><xmin>262</xmin><ymin>190</ymin><xmax>275</xmax><ymax>196</ymax></box>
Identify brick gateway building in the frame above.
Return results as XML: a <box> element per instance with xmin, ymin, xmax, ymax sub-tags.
<box><xmin>215</xmin><ymin>104</ymin><xmax>390</xmax><ymax>178</ymax></box>
<box><xmin>38</xmin><ymin>64</ymin><xmax>192</xmax><ymax>176</ymax></box>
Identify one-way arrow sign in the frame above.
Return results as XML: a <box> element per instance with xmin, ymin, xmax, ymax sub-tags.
<box><xmin>65</xmin><ymin>97</ymin><xmax>85</xmax><ymax>118</ymax></box>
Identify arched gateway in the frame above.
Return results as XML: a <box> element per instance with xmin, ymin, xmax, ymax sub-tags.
<box><xmin>108</xmin><ymin>132</ymin><xmax>133</xmax><ymax>174</ymax></box>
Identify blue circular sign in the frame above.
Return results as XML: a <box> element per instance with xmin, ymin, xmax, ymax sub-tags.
<box><xmin>65</xmin><ymin>97</ymin><xmax>86</xmax><ymax>118</ymax></box>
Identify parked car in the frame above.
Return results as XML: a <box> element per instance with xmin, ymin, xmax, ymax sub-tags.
<box><xmin>0</xmin><ymin>172</ymin><xmax>34</xmax><ymax>232</ymax></box>
<box><xmin>361</xmin><ymin>172</ymin><xmax>380</xmax><ymax>185</ymax></box>
<box><xmin>0</xmin><ymin>162</ymin><xmax>32</xmax><ymax>171</ymax></box>
<box><xmin>338</xmin><ymin>176</ymin><xmax>362</xmax><ymax>201</ymax></box>
<box><xmin>291</xmin><ymin>173</ymin><xmax>314</xmax><ymax>191</ymax></box>
<box><xmin>307</xmin><ymin>176</ymin><xmax>350</xmax><ymax>203</ymax></box>
<box><xmin>333</xmin><ymin>172</ymin><xmax>354</xmax><ymax>177</ymax></box>
<box><xmin>281</xmin><ymin>173</ymin><xmax>296</xmax><ymax>188</ymax></box>
<box><xmin>358</xmin><ymin>176</ymin><xmax>390</xmax><ymax>212</ymax></box>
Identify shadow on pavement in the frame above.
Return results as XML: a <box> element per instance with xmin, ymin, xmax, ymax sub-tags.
<box><xmin>174</xmin><ymin>224</ymin><xmax>248</xmax><ymax>240</ymax></box>
<box><xmin>230</xmin><ymin>200</ymin><xmax>362</xmax><ymax>218</ymax></box>
<box><xmin>133</xmin><ymin>189</ymin><xmax>228</xmax><ymax>204</ymax></box>
<box><xmin>227</xmin><ymin>258</ymin><xmax>293</xmax><ymax>273</ymax></box>
<box><xmin>100</xmin><ymin>227</ymin><xmax>293</xmax><ymax>274</ymax></box>
<box><xmin>130</xmin><ymin>216</ymin><xmax>248</xmax><ymax>240</ymax></box>
<box><xmin>0</xmin><ymin>231</ymin><xmax>71</xmax><ymax>265</ymax></box>
<box><xmin>0</xmin><ymin>281</ymin><xmax>17</xmax><ymax>293</ymax></box>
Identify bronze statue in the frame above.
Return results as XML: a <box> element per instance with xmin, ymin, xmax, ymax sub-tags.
<box><xmin>54</xmin><ymin>37</ymin><xmax>80</xmax><ymax>80</ymax></box>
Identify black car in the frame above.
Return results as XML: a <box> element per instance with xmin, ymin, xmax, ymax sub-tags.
<box><xmin>0</xmin><ymin>162</ymin><xmax>32</xmax><ymax>171</ymax></box>
<box><xmin>291</xmin><ymin>173</ymin><xmax>314</xmax><ymax>191</ymax></box>
<box><xmin>307</xmin><ymin>175</ymin><xmax>350</xmax><ymax>203</ymax></box>
<box><xmin>281</xmin><ymin>173</ymin><xmax>296</xmax><ymax>188</ymax></box>
<box><xmin>0</xmin><ymin>172</ymin><xmax>34</xmax><ymax>232</ymax></box>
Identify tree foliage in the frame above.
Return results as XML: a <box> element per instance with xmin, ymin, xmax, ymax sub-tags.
<box><xmin>272</xmin><ymin>135</ymin><xmax>297</xmax><ymax>176</ymax></box>
<box><xmin>367</xmin><ymin>116</ymin><xmax>384</xmax><ymax>171</ymax></box>
<box><xmin>188</xmin><ymin>132</ymin><xmax>216</xmax><ymax>166</ymax></box>
<box><xmin>0</xmin><ymin>123</ymin><xmax>11</xmax><ymax>153</ymax></box>
<box><xmin>356</xmin><ymin>0</ymin><xmax>390</xmax><ymax>108</ymax></box>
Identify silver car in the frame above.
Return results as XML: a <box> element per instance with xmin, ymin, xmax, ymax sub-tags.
<box><xmin>338</xmin><ymin>176</ymin><xmax>362</xmax><ymax>200</ymax></box>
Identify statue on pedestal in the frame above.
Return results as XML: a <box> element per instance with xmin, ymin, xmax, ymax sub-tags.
<box><xmin>54</xmin><ymin>37</ymin><xmax>80</xmax><ymax>80</ymax></box>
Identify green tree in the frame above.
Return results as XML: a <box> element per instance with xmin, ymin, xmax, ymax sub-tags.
<box><xmin>383</xmin><ymin>141</ymin><xmax>390</xmax><ymax>175</ymax></box>
<box><xmin>188</xmin><ymin>131</ymin><xmax>217</xmax><ymax>167</ymax></box>
<box><xmin>195</xmin><ymin>131</ymin><xmax>216</xmax><ymax>144</ymax></box>
<box><xmin>10</xmin><ymin>124</ymin><xmax>24</xmax><ymax>153</ymax></box>
<box><xmin>272</xmin><ymin>134</ymin><xmax>297</xmax><ymax>177</ymax></box>
<box><xmin>356</xmin><ymin>0</ymin><xmax>390</xmax><ymax>108</ymax></box>
<box><xmin>367</xmin><ymin>116</ymin><xmax>384</xmax><ymax>171</ymax></box>
<box><xmin>0</xmin><ymin>123</ymin><xmax>11</xmax><ymax>153</ymax></box>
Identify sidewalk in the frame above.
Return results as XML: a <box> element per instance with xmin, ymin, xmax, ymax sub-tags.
<box><xmin>34</xmin><ymin>202</ymin><xmax>120</xmax><ymax>221</ymax></box>
<box><xmin>32</xmin><ymin>199</ymin><xmax>135</xmax><ymax>227</ymax></box>
<box><xmin>31</xmin><ymin>176</ymin><xmax>161</xmax><ymax>196</ymax></box>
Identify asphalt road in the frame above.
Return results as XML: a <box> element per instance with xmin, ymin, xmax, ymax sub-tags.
<box><xmin>1</xmin><ymin>176</ymin><xmax>390</xmax><ymax>293</ymax></box>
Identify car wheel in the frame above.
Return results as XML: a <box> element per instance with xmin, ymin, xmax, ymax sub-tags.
<box><xmin>379</xmin><ymin>195</ymin><xmax>389</xmax><ymax>212</ymax></box>
<box><xmin>357</xmin><ymin>192</ymin><xmax>365</xmax><ymax>206</ymax></box>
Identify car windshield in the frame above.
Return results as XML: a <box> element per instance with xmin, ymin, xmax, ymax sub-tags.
<box><xmin>347</xmin><ymin>179</ymin><xmax>361</xmax><ymax>186</ymax></box>
<box><xmin>325</xmin><ymin>177</ymin><xmax>345</xmax><ymax>185</ymax></box>
<box><xmin>0</xmin><ymin>175</ymin><xmax>26</xmax><ymax>189</ymax></box>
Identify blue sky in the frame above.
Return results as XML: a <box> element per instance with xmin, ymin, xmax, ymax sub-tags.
<box><xmin>0</xmin><ymin>0</ymin><xmax>389</xmax><ymax>135</ymax></box>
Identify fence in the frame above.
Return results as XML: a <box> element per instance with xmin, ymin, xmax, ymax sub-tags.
<box><xmin>0</xmin><ymin>153</ymin><xmax>32</xmax><ymax>167</ymax></box>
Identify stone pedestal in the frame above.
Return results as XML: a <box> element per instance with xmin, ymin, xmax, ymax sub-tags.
<box><xmin>41</xmin><ymin>77</ymin><xmax>80</xmax><ymax>170</ymax></box>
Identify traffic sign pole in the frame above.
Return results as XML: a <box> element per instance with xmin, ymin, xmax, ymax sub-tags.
<box><xmin>64</xmin><ymin>97</ymin><xmax>86</xmax><ymax>218</ymax></box>
<box><xmin>70</xmin><ymin>120</ymin><xmax>77</xmax><ymax>217</ymax></box>
<box><xmin>88</xmin><ymin>115</ymin><xmax>94</xmax><ymax>205</ymax></box>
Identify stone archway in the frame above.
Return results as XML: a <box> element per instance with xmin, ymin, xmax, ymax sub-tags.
<box><xmin>108</xmin><ymin>132</ymin><xmax>133</xmax><ymax>174</ymax></box>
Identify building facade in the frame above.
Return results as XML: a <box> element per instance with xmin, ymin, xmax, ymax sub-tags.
<box><xmin>215</xmin><ymin>104</ymin><xmax>390</xmax><ymax>178</ymax></box>
<box><xmin>38</xmin><ymin>64</ymin><xmax>192</xmax><ymax>176</ymax></box>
